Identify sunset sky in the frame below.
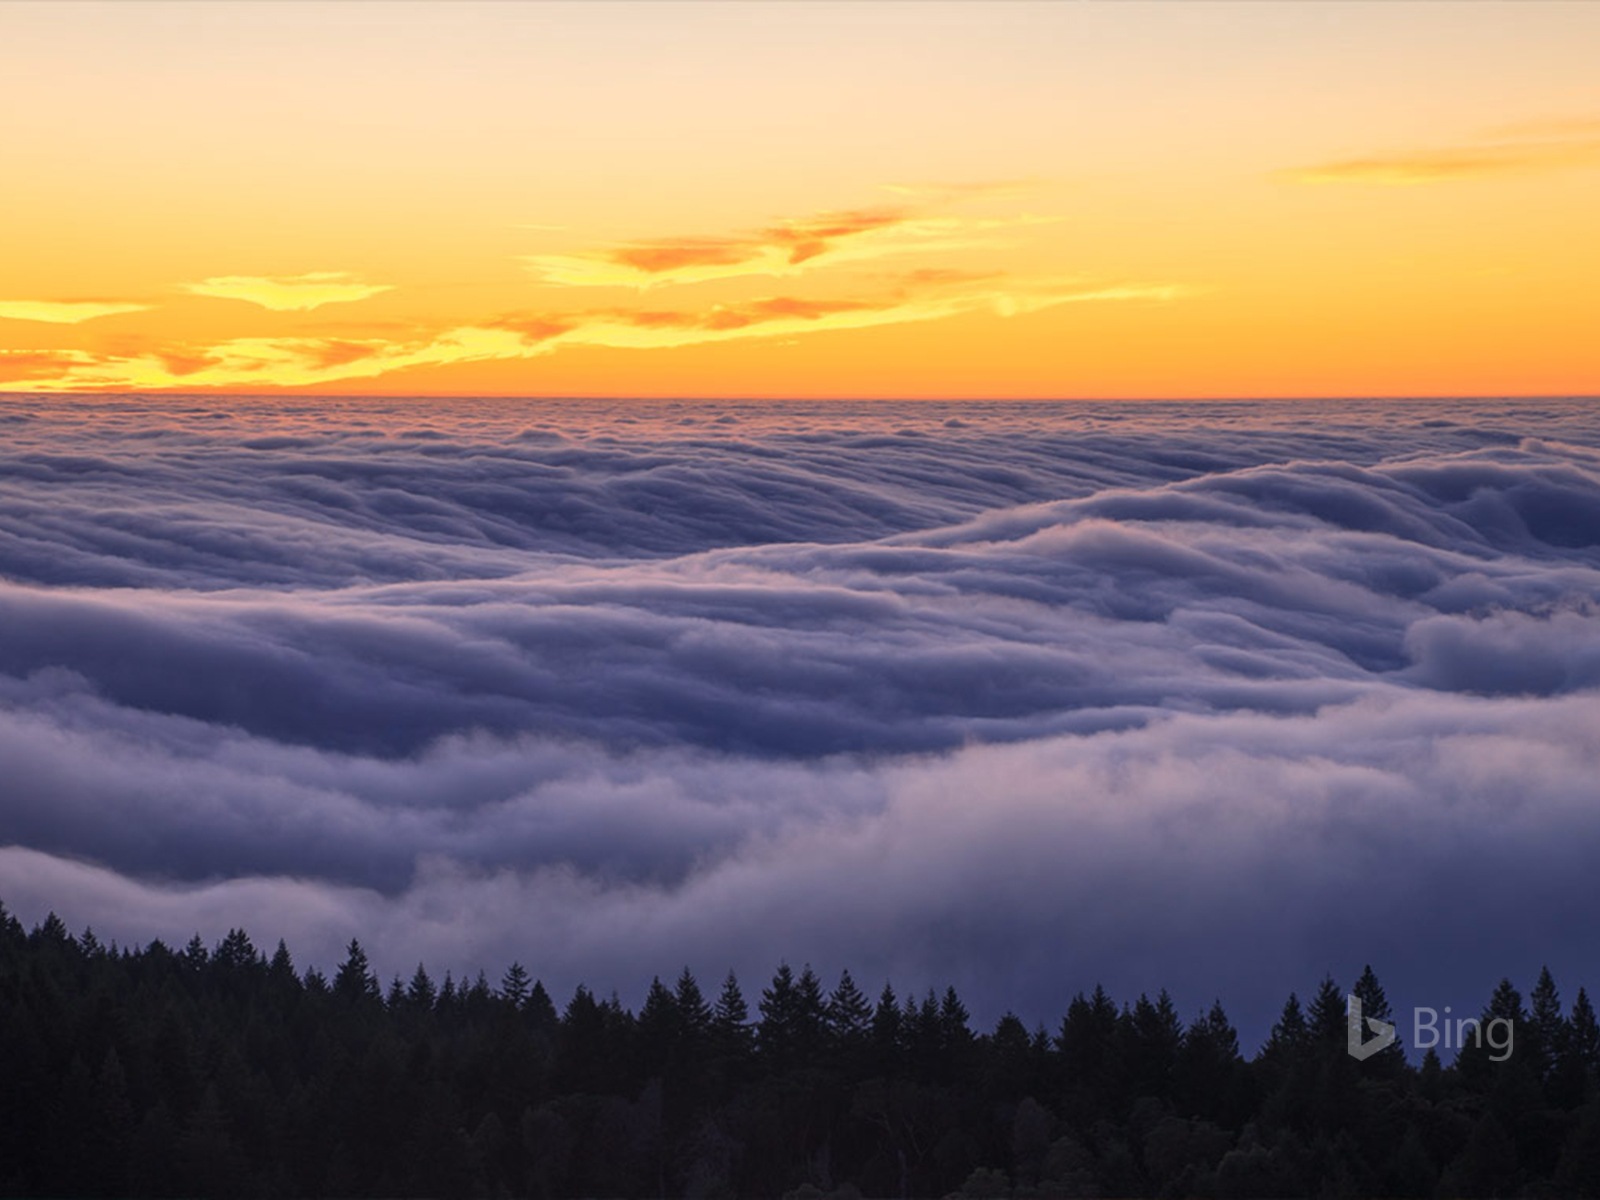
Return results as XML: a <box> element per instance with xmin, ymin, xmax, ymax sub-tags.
<box><xmin>2</xmin><ymin>0</ymin><xmax>1598</xmax><ymax>398</ymax></box>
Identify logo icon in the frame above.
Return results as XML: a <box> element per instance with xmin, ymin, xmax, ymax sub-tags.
<box><xmin>1347</xmin><ymin>993</ymin><xmax>1397</xmax><ymax>1060</ymax></box>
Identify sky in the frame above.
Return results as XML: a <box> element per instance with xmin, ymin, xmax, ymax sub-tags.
<box><xmin>2</xmin><ymin>0</ymin><xmax>1599</xmax><ymax>398</ymax></box>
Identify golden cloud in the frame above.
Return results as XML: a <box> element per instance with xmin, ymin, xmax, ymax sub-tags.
<box><xmin>183</xmin><ymin>272</ymin><xmax>393</xmax><ymax>311</ymax></box>
<box><xmin>0</xmin><ymin>348</ymin><xmax>100</xmax><ymax>382</ymax></box>
<box><xmin>0</xmin><ymin>300</ymin><xmax>151</xmax><ymax>324</ymax></box>
<box><xmin>522</xmin><ymin>203</ymin><xmax>1042</xmax><ymax>290</ymax></box>
<box><xmin>1284</xmin><ymin>119</ymin><xmax>1600</xmax><ymax>185</ymax></box>
<box><xmin>2</xmin><ymin>276</ymin><xmax>1189</xmax><ymax>393</ymax></box>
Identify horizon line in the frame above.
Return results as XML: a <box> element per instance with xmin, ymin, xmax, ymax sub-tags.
<box><xmin>4</xmin><ymin>391</ymin><xmax>1598</xmax><ymax>405</ymax></box>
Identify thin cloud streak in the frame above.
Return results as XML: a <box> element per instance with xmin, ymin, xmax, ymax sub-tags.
<box><xmin>1283</xmin><ymin>116</ymin><xmax>1600</xmax><ymax>185</ymax></box>
<box><xmin>183</xmin><ymin>272</ymin><xmax>394</xmax><ymax>311</ymax></box>
<box><xmin>0</xmin><ymin>300</ymin><xmax>151</xmax><ymax>324</ymax></box>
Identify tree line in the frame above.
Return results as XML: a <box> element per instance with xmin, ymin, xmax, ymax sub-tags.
<box><xmin>2</xmin><ymin>901</ymin><xmax>1598</xmax><ymax>1198</ymax></box>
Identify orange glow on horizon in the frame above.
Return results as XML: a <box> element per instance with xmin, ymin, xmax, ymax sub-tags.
<box><xmin>2</xmin><ymin>1</ymin><xmax>1598</xmax><ymax>399</ymax></box>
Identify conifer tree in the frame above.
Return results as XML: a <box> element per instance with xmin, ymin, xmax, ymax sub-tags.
<box><xmin>267</xmin><ymin>939</ymin><xmax>296</xmax><ymax>985</ymax></box>
<box><xmin>1351</xmin><ymin>964</ymin><xmax>1405</xmax><ymax>1072</ymax></box>
<box><xmin>1307</xmin><ymin>976</ymin><xmax>1347</xmax><ymax>1048</ymax></box>
<box><xmin>826</xmin><ymin>969</ymin><xmax>873</xmax><ymax>1045</ymax></box>
<box><xmin>1528</xmin><ymin>966</ymin><xmax>1566</xmax><ymax>1086</ymax></box>
<box><xmin>794</xmin><ymin>964</ymin><xmax>828</xmax><ymax>1065</ymax></box>
<box><xmin>638</xmin><ymin>977</ymin><xmax>680</xmax><ymax>1061</ymax></box>
<box><xmin>526</xmin><ymin>978</ymin><xmax>560</xmax><ymax>1031</ymax></box>
<box><xmin>1458</xmin><ymin>977</ymin><xmax>1527</xmax><ymax>1087</ymax></box>
<box><xmin>940</xmin><ymin>985</ymin><xmax>972</xmax><ymax>1045</ymax></box>
<box><xmin>870</xmin><ymin>982</ymin><xmax>904</xmax><ymax>1073</ymax></box>
<box><xmin>1266</xmin><ymin>992</ymin><xmax>1309</xmax><ymax>1055</ymax></box>
<box><xmin>1569</xmin><ymin>987</ymin><xmax>1600</xmax><ymax>1081</ymax></box>
<box><xmin>711</xmin><ymin>970</ymin><xmax>752</xmax><ymax>1058</ymax></box>
<box><xmin>758</xmin><ymin>963</ymin><xmax>800</xmax><ymax>1068</ymax></box>
<box><xmin>407</xmin><ymin>962</ymin><xmax>437</xmax><ymax>1011</ymax></box>
<box><xmin>334</xmin><ymin>939</ymin><xmax>380</xmax><ymax>1004</ymax></box>
<box><xmin>500</xmin><ymin>961</ymin><xmax>532</xmax><ymax>1008</ymax></box>
<box><xmin>674</xmin><ymin>967</ymin><xmax>712</xmax><ymax>1038</ymax></box>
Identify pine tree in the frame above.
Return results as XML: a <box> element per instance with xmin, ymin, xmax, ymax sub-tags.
<box><xmin>758</xmin><ymin>963</ymin><xmax>800</xmax><ymax>1068</ymax></box>
<box><xmin>465</xmin><ymin>970</ymin><xmax>494</xmax><ymax>1018</ymax></box>
<box><xmin>1570</xmin><ymin>989</ymin><xmax>1600</xmax><ymax>1079</ymax></box>
<box><xmin>709</xmin><ymin>969</ymin><xmax>751</xmax><ymax>1062</ymax></box>
<box><xmin>407</xmin><ymin>962</ymin><xmax>437</xmax><ymax>1011</ymax></box>
<box><xmin>0</xmin><ymin>898</ymin><xmax>22</xmax><ymax>945</ymax></box>
<box><xmin>794</xmin><ymin>965</ymin><xmax>828</xmax><ymax>1066</ymax></box>
<box><xmin>1459</xmin><ymin>978</ymin><xmax>1526</xmax><ymax>1085</ymax></box>
<box><xmin>500</xmin><ymin>961</ymin><xmax>532</xmax><ymax>1008</ymax></box>
<box><xmin>826</xmin><ymin>969</ymin><xmax>873</xmax><ymax>1046</ymax></box>
<box><xmin>526</xmin><ymin>979</ymin><xmax>560</xmax><ymax>1032</ymax></box>
<box><xmin>1122</xmin><ymin>990</ymin><xmax>1182</xmax><ymax>1101</ymax></box>
<box><xmin>1266</xmin><ymin>992</ymin><xmax>1309</xmax><ymax>1056</ymax></box>
<box><xmin>1307</xmin><ymin>976</ymin><xmax>1347</xmax><ymax>1049</ymax></box>
<box><xmin>33</xmin><ymin>911</ymin><xmax>71</xmax><ymax>946</ymax></box>
<box><xmin>1352</xmin><ymin>964</ymin><xmax>1405</xmax><ymax>1072</ymax></box>
<box><xmin>674</xmin><ymin>967</ymin><xmax>712</xmax><ymax>1038</ymax></box>
<box><xmin>1056</xmin><ymin>985</ymin><xmax>1123</xmax><ymax>1120</ymax></box>
<box><xmin>871</xmin><ymin>982</ymin><xmax>903</xmax><ymax>1073</ymax></box>
<box><xmin>1176</xmin><ymin>1000</ymin><xmax>1242</xmax><ymax>1122</ymax></box>
<box><xmin>1528</xmin><ymin>966</ymin><xmax>1565</xmax><ymax>1086</ymax></box>
<box><xmin>214</xmin><ymin>928</ymin><xmax>257</xmax><ymax>973</ymax></box>
<box><xmin>940</xmin><ymin>986</ymin><xmax>972</xmax><ymax>1046</ymax></box>
<box><xmin>181</xmin><ymin>932</ymin><xmax>209</xmax><ymax>970</ymax></box>
<box><xmin>267</xmin><ymin>939</ymin><xmax>296</xmax><ymax>986</ymax></box>
<box><xmin>334</xmin><ymin>939</ymin><xmax>380</xmax><ymax>1004</ymax></box>
<box><xmin>1548</xmin><ymin>985</ymin><xmax>1600</xmax><ymax>1107</ymax></box>
<box><xmin>638</xmin><ymin>976</ymin><xmax>681</xmax><ymax>1077</ymax></box>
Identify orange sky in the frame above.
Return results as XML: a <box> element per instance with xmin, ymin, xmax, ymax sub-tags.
<box><xmin>2</xmin><ymin>0</ymin><xmax>1598</xmax><ymax>399</ymax></box>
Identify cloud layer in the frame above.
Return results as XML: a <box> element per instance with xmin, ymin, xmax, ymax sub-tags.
<box><xmin>1</xmin><ymin>395</ymin><xmax>1598</xmax><ymax>1038</ymax></box>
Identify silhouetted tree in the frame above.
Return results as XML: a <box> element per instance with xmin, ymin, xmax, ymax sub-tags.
<box><xmin>500</xmin><ymin>961</ymin><xmax>532</xmax><ymax>1008</ymax></box>
<box><xmin>333</xmin><ymin>939</ymin><xmax>380</xmax><ymax>1005</ymax></box>
<box><xmin>1</xmin><ymin>898</ymin><xmax>1594</xmax><ymax>1200</ymax></box>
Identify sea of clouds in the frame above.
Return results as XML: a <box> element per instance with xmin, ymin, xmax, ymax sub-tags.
<box><xmin>2</xmin><ymin>394</ymin><xmax>1599</xmax><ymax>1039</ymax></box>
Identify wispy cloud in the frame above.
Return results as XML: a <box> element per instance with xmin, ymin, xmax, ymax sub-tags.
<box><xmin>1283</xmin><ymin>117</ymin><xmax>1600</xmax><ymax>185</ymax></box>
<box><xmin>183</xmin><ymin>272</ymin><xmax>394</xmax><ymax>311</ymax></box>
<box><xmin>522</xmin><ymin>204</ymin><xmax>1046</xmax><ymax>290</ymax></box>
<box><xmin>879</xmin><ymin>179</ymin><xmax>1043</xmax><ymax>201</ymax></box>
<box><xmin>2</xmin><ymin>276</ymin><xmax>1188</xmax><ymax>392</ymax></box>
<box><xmin>1483</xmin><ymin>116</ymin><xmax>1600</xmax><ymax>141</ymax></box>
<box><xmin>0</xmin><ymin>300</ymin><xmax>151</xmax><ymax>324</ymax></box>
<box><xmin>0</xmin><ymin>348</ymin><xmax>99</xmax><ymax>381</ymax></box>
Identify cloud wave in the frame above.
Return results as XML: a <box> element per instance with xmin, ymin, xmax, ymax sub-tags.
<box><xmin>1</xmin><ymin>396</ymin><xmax>1598</xmax><ymax>1036</ymax></box>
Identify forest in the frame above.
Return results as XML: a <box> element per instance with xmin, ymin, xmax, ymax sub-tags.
<box><xmin>2</xmin><ymin>900</ymin><xmax>1598</xmax><ymax>1199</ymax></box>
